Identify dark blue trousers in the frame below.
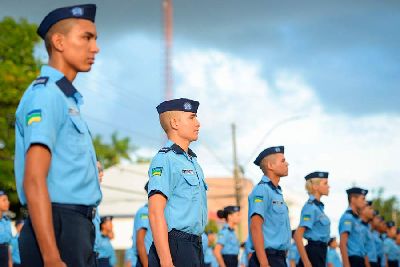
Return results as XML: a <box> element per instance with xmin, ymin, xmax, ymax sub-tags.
<box><xmin>0</xmin><ymin>244</ymin><xmax>8</xmax><ymax>267</ymax></box>
<box><xmin>297</xmin><ymin>242</ymin><xmax>327</xmax><ymax>267</ymax></box>
<box><xmin>19</xmin><ymin>205</ymin><xmax>97</xmax><ymax>267</ymax></box>
<box><xmin>148</xmin><ymin>229</ymin><xmax>204</xmax><ymax>267</ymax></box>
<box><xmin>249</xmin><ymin>249</ymin><xmax>287</xmax><ymax>267</ymax></box>
<box><xmin>222</xmin><ymin>254</ymin><xmax>238</xmax><ymax>267</ymax></box>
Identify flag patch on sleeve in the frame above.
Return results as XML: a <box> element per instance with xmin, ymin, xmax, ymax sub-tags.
<box><xmin>303</xmin><ymin>214</ymin><xmax>311</xmax><ymax>221</ymax></box>
<box><xmin>254</xmin><ymin>196</ymin><xmax>264</xmax><ymax>203</ymax></box>
<box><xmin>151</xmin><ymin>167</ymin><xmax>163</xmax><ymax>176</ymax></box>
<box><xmin>26</xmin><ymin>109</ymin><xmax>42</xmax><ymax>126</ymax></box>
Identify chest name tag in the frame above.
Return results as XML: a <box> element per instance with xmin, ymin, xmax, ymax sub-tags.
<box><xmin>182</xmin><ymin>169</ymin><xmax>195</xmax><ymax>175</ymax></box>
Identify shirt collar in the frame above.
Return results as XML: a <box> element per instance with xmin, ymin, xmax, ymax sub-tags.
<box><xmin>346</xmin><ymin>207</ymin><xmax>359</xmax><ymax>218</ymax></box>
<box><xmin>309</xmin><ymin>194</ymin><xmax>324</xmax><ymax>208</ymax></box>
<box><xmin>260</xmin><ymin>175</ymin><xmax>282</xmax><ymax>192</ymax></box>
<box><xmin>223</xmin><ymin>223</ymin><xmax>234</xmax><ymax>232</ymax></box>
<box><xmin>40</xmin><ymin>65</ymin><xmax>83</xmax><ymax>105</ymax></box>
<box><xmin>165</xmin><ymin>140</ymin><xmax>197</xmax><ymax>158</ymax></box>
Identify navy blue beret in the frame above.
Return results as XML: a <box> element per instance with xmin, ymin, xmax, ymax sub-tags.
<box><xmin>346</xmin><ymin>187</ymin><xmax>368</xmax><ymax>196</ymax></box>
<box><xmin>224</xmin><ymin>205</ymin><xmax>240</xmax><ymax>213</ymax></box>
<box><xmin>37</xmin><ymin>4</ymin><xmax>97</xmax><ymax>39</ymax></box>
<box><xmin>366</xmin><ymin>200</ymin><xmax>373</xmax><ymax>206</ymax></box>
<box><xmin>0</xmin><ymin>190</ymin><xmax>5</xmax><ymax>196</ymax></box>
<box><xmin>305</xmin><ymin>171</ymin><xmax>329</xmax><ymax>180</ymax></box>
<box><xmin>156</xmin><ymin>98</ymin><xmax>199</xmax><ymax>114</ymax></box>
<box><xmin>253</xmin><ymin>146</ymin><xmax>284</xmax><ymax>166</ymax></box>
<box><xmin>386</xmin><ymin>221</ymin><xmax>395</xmax><ymax>228</ymax></box>
<box><xmin>100</xmin><ymin>216</ymin><xmax>113</xmax><ymax>224</ymax></box>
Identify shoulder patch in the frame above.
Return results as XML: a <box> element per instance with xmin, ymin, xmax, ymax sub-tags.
<box><xmin>302</xmin><ymin>214</ymin><xmax>311</xmax><ymax>221</ymax></box>
<box><xmin>26</xmin><ymin>109</ymin><xmax>42</xmax><ymax>126</ymax></box>
<box><xmin>254</xmin><ymin>195</ymin><xmax>264</xmax><ymax>203</ymax></box>
<box><xmin>151</xmin><ymin>167</ymin><xmax>163</xmax><ymax>176</ymax></box>
<box><xmin>33</xmin><ymin>76</ymin><xmax>49</xmax><ymax>87</ymax></box>
<box><xmin>158</xmin><ymin>147</ymin><xmax>171</xmax><ymax>153</ymax></box>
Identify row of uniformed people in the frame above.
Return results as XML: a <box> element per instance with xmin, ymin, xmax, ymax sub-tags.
<box><xmin>246</xmin><ymin>145</ymin><xmax>399</xmax><ymax>267</ymax></box>
<box><xmin>0</xmin><ymin>190</ymin><xmax>24</xmax><ymax>267</ymax></box>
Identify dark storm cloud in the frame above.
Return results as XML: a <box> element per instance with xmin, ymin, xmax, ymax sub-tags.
<box><xmin>2</xmin><ymin>0</ymin><xmax>399</xmax><ymax>115</ymax></box>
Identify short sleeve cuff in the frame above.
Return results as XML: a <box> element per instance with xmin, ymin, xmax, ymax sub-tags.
<box><xmin>24</xmin><ymin>134</ymin><xmax>54</xmax><ymax>154</ymax></box>
<box><xmin>250</xmin><ymin>212</ymin><xmax>264</xmax><ymax>220</ymax></box>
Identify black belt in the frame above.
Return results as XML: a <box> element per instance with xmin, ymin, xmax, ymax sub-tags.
<box><xmin>0</xmin><ymin>243</ymin><xmax>8</xmax><ymax>248</ymax></box>
<box><xmin>265</xmin><ymin>248</ymin><xmax>286</xmax><ymax>257</ymax></box>
<box><xmin>168</xmin><ymin>229</ymin><xmax>201</xmax><ymax>243</ymax></box>
<box><xmin>52</xmin><ymin>203</ymin><xmax>96</xmax><ymax>220</ymax></box>
<box><xmin>307</xmin><ymin>240</ymin><xmax>327</xmax><ymax>247</ymax></box>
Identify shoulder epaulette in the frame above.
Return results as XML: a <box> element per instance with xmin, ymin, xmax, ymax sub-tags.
<box><xmin>158</xmin><ymin>147</ymin><xmax>172</xmax><ymax>153</ymax></box>
<box><xmin>33</xmin><ymin>76</ymin><xmax>49</xmax><ymax>87</ymax></box>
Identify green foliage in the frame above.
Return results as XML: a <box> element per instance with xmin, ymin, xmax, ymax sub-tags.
<box><xmin>0</xmin><ymin>17</ymin><xmax>40</xmax><ymax>206</ymax></box>
<box><xmin>205</xmin><ymin>219</ymin><xmax>219</xmax><ymax>234</ymax></box>
<box><xmin>371</xmin><ymin>188</ymin><xmax>399</xmax><ymax>225</ymax></box>
<box><xmin>93</xmin><ymin>132</ymin><xmax>135</xmax><ymax>169</ymax></box>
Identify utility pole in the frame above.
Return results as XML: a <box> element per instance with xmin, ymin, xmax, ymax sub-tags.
<box><xmin>231</xmin><ymin>123</ymin><xmax>242</xmax><ymax>240</ymax></box>
<box><xmin>163</xmin><ymin>0</ymin><xmax>173</xmax><ymax>100</ymax></box>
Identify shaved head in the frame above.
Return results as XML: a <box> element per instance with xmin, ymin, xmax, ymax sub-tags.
<box><xmin>44</xmin><ymin>18</ymin><xmax>78</xmax><ymax>55</ymax></box>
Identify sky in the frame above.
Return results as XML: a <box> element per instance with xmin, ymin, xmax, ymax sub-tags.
<box><xmin>1</xmin><ymin>0</ymin><xmax>399</xmax><ymax>231</ymax></box>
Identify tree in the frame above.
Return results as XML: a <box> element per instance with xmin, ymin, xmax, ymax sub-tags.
<box><xmin>93</xmin><ymin>132</ymin><xmax>135</xmax><ymax>169</ymax></box>
<box><xmin>371</xmin><ymin>188</ymin><xmax>399</xmax><ymax>225</ymax></box>
<box><xmin>0</xmin><ymin>17</ymin><xmax>40</xmax><ymax>208</ymax></box>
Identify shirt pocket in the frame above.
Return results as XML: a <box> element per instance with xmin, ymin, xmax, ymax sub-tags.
<box><xmin>271</xmin><ymin>200</ymin><xmax>286</xmax><ymax>222</ymax></box>
<box><xmin>68</xmin><ymin>115</ymin><xmax>87</xmax><ymax>153</ymax></box>
<box><xmin>182</xmin><ymin>174</ymin><xmax>200</xmax><ymax>201</ymax></box>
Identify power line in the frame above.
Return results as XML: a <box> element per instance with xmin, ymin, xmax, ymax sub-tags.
<box><xmin>243</xmin><ymin>115</ymin><xmax>305</xmax><ymax>167</ymax></box>
<box><xmin>84</xmin><ymin>114</ymin><xmax>160</xmax><ymax>145</ymax></box>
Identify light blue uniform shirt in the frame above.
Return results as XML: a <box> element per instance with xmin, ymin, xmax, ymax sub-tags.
<box><xmin>217</xmin><ymin>224</ymin><xmax>240</xmax><ymax>255</ymax></box>
<box><xmin>124</xmin><ymin>247</ymin><xmax>137</xmax><ymax>266</ymax></box>
<box><xmin>148</xmin><ymin>140</ymin><xmax>208</xmax><ymax>236</ymax></box>
<box><xmin>326</xmin><ymin>247</ymin><xmax>342</xmax><ymax>267</ymax></box>
<box><xmin>299</xmin><ymin>195</ymin><xmax>331</xmax><ymax>243</ymax></box>
<box><xmin>202</xmin><ymin>233</ymin><xmax>217</xmax><ymax>265</ymax></box>
<box><xmin>10</xmin><ymin>233</ymin><xmax>21</xmax><ymax>264</ymax></box>
<box><xmin>372</xmin><ymin>230</ymin><xmax>384</xmax><ymax>263</ymax></box>
<box><xmin>133</xmin><ymin>204</ymin><xmax>153</xmax><ymax>254</ymax></box>
<box><xmin>338</xmin><ymin>208</ymin><xmax>365</xmax><ymax>257</ymax></box>
<box><xmin>0</xmin><ymin>216</ymin><xmax>12</xmax><ymax>244</ymax></box>
<box><xmin>360</xmin><ymin>222</ymin><xmax>377</xmax><ymax>262</ymax></box>
<box><xmin>93</xmin><ymin>211</ymin><xmax>101</xmax><ymax>253</ymax></box>
<box><xmin>287</xmin><ymin>242</ymin><xmax>300</xmax><ymax>265</ymax></box>
<box><xmin>248</xmin><ymin>175</ymin><xmax>291</xmax><ymax>251</ymax></box>
<box><xmin>14</xmin><ymin>65</ymin><xmax>101</xmax><ymax>206</ymax></box>
<box><xmin>383</xmin><ymin>236</ymin><xmax>399</xmax><ymax>261</ymax></box>
<box><xmin>97</xmin><ymin>234</ymin><xmax>116</xmax><ymax>265</ymax></box>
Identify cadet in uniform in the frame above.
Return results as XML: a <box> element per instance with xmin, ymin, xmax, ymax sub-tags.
<box><xmin>338</xmin><ymin>187</ymin><xmax>368</xmax><ymax>267</ymax></box>
<box><xmin>214</xmin><ymin>206</ymin><xmax>241</xmax><ymax>267</ymax></box>
<box><xmin>97</xmin><ymin>216</ymin><xmax>116</xmax><ymax>267</ymax></box>
<box><xmin>287</xmin><ymin>230</ymin><xmax>300</xmax><ymax>267</ymax></box>
<box><xmin>370</xmin><ymin>212</ymin><xmax>384</xmax><ymax>266</ymax></box>
<box><xmin>10</xmin><ymin>220</ymin><xmax>24</xmax><ymax>267</ymax></box>
<box><xmin>326</xmin><ymin>237</ymin><xmax>342</xmax><ymax>267</ymax></box>
<box><xmin>248</xmin><ymin>146</ymin><xmax>291</xmax><ymax>267</ymax></box>
<box><xmin>14</xmin><ymin>4</ymin><xmax>101</xmax><ymax>266</ymax></box>
<box><xmin>133</xmin><ymin>182</ymin><xmax>153</xmax><ymax>267</ymax></box>
<box><xmin>0</xmin><ymin>190</ymin><xmax>12</xmax><ymax>267</ymax></box>
<box><xmin>383</xmin><ymin>221</ymin><xmax>399</xmax><ymax>267</ymax></box>
<box><xmin>295</xmin><ymin>171</ymin><xmax>331</xmax><ymax>267</ymax></box>
<box><xmin>147</xmin><ymin>98</ymin><xmax>208</xmax><ymax>267</ymax></box>
<box><xmin>360</xmin><ymin>201</ymin><xmax>378</xmax><ymax>266</ymax></box>
<box><xmin>202</xmin><ymin>231</ymin><xmax>217</xmax><ymax>267</ymax></box>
